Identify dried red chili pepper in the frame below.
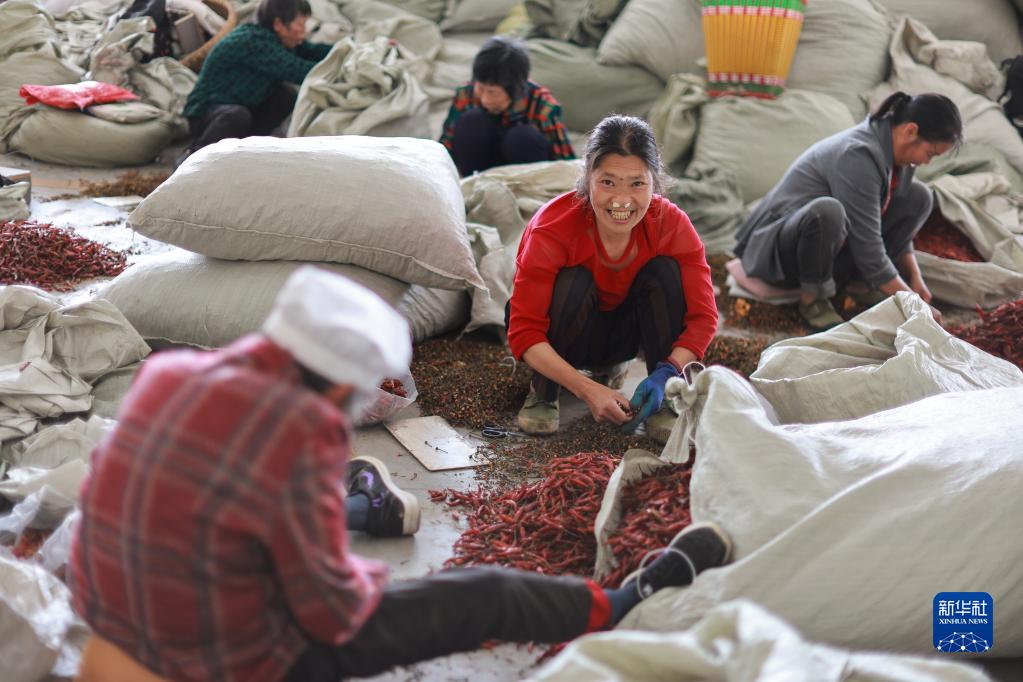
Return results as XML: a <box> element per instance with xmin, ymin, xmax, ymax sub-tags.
<box><xmin>0</xmin><ymin>220</ymin><xmax>128</xmax><ymax>291</ymax></box>
<box><xmin>11</xmin><ymin>527</ymin><xmax>52</xmax><ymax>560</ymax></box>
<box><xmin>379</xmin><ymin>378</ymin><xmax>408</xmax><ymax>398</ymax></box>
<box><xmin>914</xmin><ymin>209</ymin><xmax>984</xmax><ymax>263</ymax></box>
<box><xmin>949</xmin><ymin>298</ymin><xmax>1023</xmax><ymax>370</ymax></box>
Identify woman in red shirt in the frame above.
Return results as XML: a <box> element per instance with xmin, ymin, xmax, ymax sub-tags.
<box><xmin>507</xmin><ymin>115</ymin><xmax>718</xmax><ymax>442</ymax></box>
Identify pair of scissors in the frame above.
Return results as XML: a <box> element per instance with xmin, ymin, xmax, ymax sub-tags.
<box><xmin>479</xmin><ymin>424</ymin><xmax>529</xmax><ymax>439</ymax></box>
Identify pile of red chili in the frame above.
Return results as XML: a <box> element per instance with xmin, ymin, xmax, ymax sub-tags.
<box><xmin>432</xmin><ymin>453</ymin><xmax>617</xmax><ymax>575</ymax></box>
<box><xmin>11</xmin><ymin>528</ymin><xmax>52</xmax><ymax>560</ymax></box>
<box><xmin>432</xmin><ymin>453</ymin><xmax>694</xmax><ymax>586</ymax></box>
<box><xmin>949</xmin><ymin>298</ymin><xmax>1023</xmax><ymax>370</ymax></box>
<box><xmin>913</xmin><ymin>210</ymin><xmax>984</xmax><ymax>263</ymax></box>
<box><xmin>379</xmin><ymin>378</ymin><xmax>408</xmax><ymax>398</ymax></box>
<box><xmin>0</xmin><ymin>220</ymin><xmax>128</xmax><ymax>290</ymax></box>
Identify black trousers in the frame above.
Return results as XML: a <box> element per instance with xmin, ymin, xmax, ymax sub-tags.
<box><xmin>187</xmin><ymin>85</ymin><xmax>297</xmax><ymax>153</ymax></box>
<box><xmin>283</xmin><ymin>567</ymin><xmax>593</xmax><ymax>680</ymax></box>
<box><xmin>511</xmin><ymin>256</ymin><xmax>686</xmax><ymax>402</ymax></box>
<box><xmin>451</xmin><ymin>108</ymin><xmax>552</xmax><ymax>176</ymax></box>
<box><xmin>773</xmin><ymin>184</ymin><xmax>932</xmax><ymax>297</ymax></box>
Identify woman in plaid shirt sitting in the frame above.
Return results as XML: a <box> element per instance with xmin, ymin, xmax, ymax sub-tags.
<box><xmin>439</xmin><ymin>37</ymin><xmax>575</xmax><ymax>177</ymax></box>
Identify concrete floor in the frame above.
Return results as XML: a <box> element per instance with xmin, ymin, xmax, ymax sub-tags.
<box><xmin>4</xmin><ymin>149</ymin><xmax>1021</xmax><ymax>681</ymax></box>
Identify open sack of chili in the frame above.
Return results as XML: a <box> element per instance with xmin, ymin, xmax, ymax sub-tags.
<box><xmin>1</xmin><ymin>220</ymin><xmax>127</xmax><ymax>290</ymax></box>
<box><xmin>949</xmin><ymin>298</ymin><xmax>1023</xmax><ymax>370</ymax></box>
<box><xmin>431</xmin><ymin>452</ymin><xmax>693</xmax><ymax>585</ymax></box>
<box><xmin>913</xmin><ymin>207</ymin><xmax>984</xmax><ymax>263</ymax></box>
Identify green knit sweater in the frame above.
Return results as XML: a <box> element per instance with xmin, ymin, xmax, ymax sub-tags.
<box><xmin>184</xmin><ymin>24</ymin><xmax>331</xmax><ymax>119</ymax></box>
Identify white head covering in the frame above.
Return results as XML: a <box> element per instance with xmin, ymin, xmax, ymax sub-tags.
<box><xmin>263</xmin><ymin>267</ymin><xmax>411</xmax><ymax>401</ymax></box>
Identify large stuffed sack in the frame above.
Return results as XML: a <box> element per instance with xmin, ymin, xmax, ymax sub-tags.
<box><xmin>748</xmin><ymin>292</ymin><xmax>1023</xmax><ymax>425</ymax></box>
<box><xmin>618</xmin><ymin>299</ymin><xmax>1023</xmax><ymax>655</ymax></box>
<box><xmin>535</xmin><ymin>601</ymin><xmax>992</xmax><ymax>682</ymax></box>
<box><xmin>597</xmin><ymin>0</ymin><xmax>891</xmax><ymax>118</ymax></box>
<box><xmin>525</xmin><ymin>0</ymin><xmax>627</xmax><ymax>47</ymax></box>
<box><xmin>596</xmin><ymin>0</ymin><xmax>703</xmax><ymax>82</ymax></box>
<box><xmin>916</xmin><ymin>173</ymin><xmax>1023</xmax><ymax>309</ymax></box>
<box><xmin>287</xmin><ymin>36</ymin><xmax>430</xmax><ymax>139</ymax></box>
<box><xmin>527</xmin><ymin>39</ymin><xmax>665</xmax><ymax>133</ymax></box>
<box><xmin>6</xmin><ymin>106</ymin><xmax>178</xmax><ymax>166</ymax></box>
<box><xmin>441</xmin><ymin>0</ymin><xmax>519</xmax><ymax>32</ymax></box>
<box><xmin>875</xmin><ymin>0</ymin><xmax>1022</xmax><ymax>64</ymax></box>
<box><xmin>688</xmin><ymin>89</ymin><xmax>855</xmax><ymax>202</ymax></box>
<box><xmin>0</xmin><ymin>45</ymin><xmax>82</xmax><ymax>150</ymax></box>
<box><xmin>0</xmin><ymin>0</ymin><xmax>60</xmax><ymax>59</ymax></box>
<box><xmin>871</xmin><ymin>18</ymin><xmax>1023</xmax><ymax>178</ymax></box>
<box><xmin>784</xmin><ymin>0</ymin><xmax>892</xmax><ymax>118</ymax></box>
<box><xmin>100</xmin><ymin>252</ymin><xmax>469</xmax><ymax>347</ymax></box>
<box><xmin>378</xmin><ymin>0</ymin><xmax>446</xmax><ymax>22</ymax></box>
<box><xmin>129</xmin><ymin>136</ymin><xmax>484</xmax><ymax>291</ymax></box>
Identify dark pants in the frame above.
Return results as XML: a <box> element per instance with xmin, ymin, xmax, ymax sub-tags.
<box><xmin>186</xmin><ymin>85</ymin><xmax>297</xmax><ymax>154</ymax></box>
<box><xmin>451</xmin><ymin>108</ymin><xmax>552</xmax><ymax>176</ymax></box>
<box><xmin>283</xmin><ymin>567</ymin><xmax>593</xmax><ymax>680</ymax></box>
<box><xmin>511</xmin><ymin>256</ymin><xmax>686</xmax><ymax>402</ymax></box>
<box><xmin>774</xmin><ymin>184</ymin><xmax>932</xmax><ymax>297</ymax></box>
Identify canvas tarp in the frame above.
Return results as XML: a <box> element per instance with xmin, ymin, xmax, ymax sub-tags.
<box><xmin>0</xmin><ymin>286</ymin><xmax>149</xmax><ymax>444</ymax></box>
<box><xmin>459</xmin><ymin>160</ymin><xmax>582</xmax><ymax>332</ymax></box>
<box><xmin>595</xmin><ymin>294</ymin><xmax>1023</xmax><ymax>656</ymax></box>
<box><xmin>532</xmin><ymin>601</ymin><xmax>991</xmax><ymax>682</ymax></box>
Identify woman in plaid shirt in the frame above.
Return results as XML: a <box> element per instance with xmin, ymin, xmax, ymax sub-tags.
<box><xmin>439</xmin><ymin>37</ymin><xmax>575</xmax><ymax>176</ymax></box>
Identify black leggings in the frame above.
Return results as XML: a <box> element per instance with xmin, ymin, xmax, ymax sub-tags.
<box><xmin>186</xmin><ymin>85</ymin><xmax>297</xmax><ymax>153</ymax></box>
<box><xmin>509</xmin><ymin>256</ymin><xmax>686</xmax><ymax>402</ymax></box>
<box><xmin>284</xmin><ymin>568</ymin><xmax>594</xmax><ymax>680</ymax></box>
<box><xmin>451</xmin><ymin>108</ymin><xmax>552</xmax><ymax>176</ymax></box>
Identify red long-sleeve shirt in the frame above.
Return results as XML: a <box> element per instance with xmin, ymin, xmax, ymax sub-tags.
<box><xmin>508</xmin><ymin>191</ymin><xmax>718</xmax><ymax>361</ymax></box>
<box><xmin>68</xmin><ymin>335</ymin><xmax>387</xmax><ymax>682</ymax></box>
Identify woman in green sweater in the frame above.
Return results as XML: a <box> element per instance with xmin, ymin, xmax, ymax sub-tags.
<box><xmin>178</xmin><ymin>0</ymin><xmax>331</xmax><ymax>163</ymax></box>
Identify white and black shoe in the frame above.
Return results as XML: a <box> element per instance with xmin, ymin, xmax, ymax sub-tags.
<box><xmin>621</xmin><ymin>522</ymin><xmax>732</xmax><ymax>598</ymax></box>
<box><xmin>347</xmin><ymin>456</ymin><xmax>420</xmax><ymax>537</ymax></box>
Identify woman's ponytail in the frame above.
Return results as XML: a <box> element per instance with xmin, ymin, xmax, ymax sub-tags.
<box><xmin>870</xmin><ymin>91</ymin><xmax>963</xmax><ymax>145</ymax></box>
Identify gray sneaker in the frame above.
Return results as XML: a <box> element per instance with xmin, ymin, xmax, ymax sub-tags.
<box><xmin>516</xmin><ymin>387</ymin><xmax>559</xmax><ymax>435</ymax></box>
<box><xmin>621</xmin><ymin>522</ymin><xmax>733</xmax><ymax>598</ymax></box>
<box><xmin>643</xmin><ymin>403</ymin><xmax>678</xmax><ymax>445</ymax></box>
<box><xmin>588</xmin><ymin>362</ymin><xmax>629</xmax><ymax>390</ymax></box>
<box><xmin>798</xmin><ymin>297</ymin><xmax>844</xmax><ymax>332</ymax></box>
<box><xmin>347</xmin><ymin>456</ymin><xmax>420</xmax><ymax>537</ymax></box>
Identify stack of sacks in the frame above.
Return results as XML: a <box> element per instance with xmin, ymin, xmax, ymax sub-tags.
<box><xmin>875</xmin><ymin>0</ymin><xmax>1022</xmax><ymax>64</ymax></box>
<box><xmin>104</xmin><ymin>135</ymin><xmax>478</xmax><ymax>349</ymax></box>
<box><xmin>1</xmin><ymin>0</ymin><xmax>196</xmax><ymax>166</ymax></box>
<box><xmin>595</xmin><ymin>0</ymin><xmax>892</xmax><ymax>119</ymax></box>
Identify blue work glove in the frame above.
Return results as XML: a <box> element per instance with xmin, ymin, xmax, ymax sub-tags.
<box><xmin>621</xmin><ymin>361</ymin><xmax>679</xmax><ymax>434</ymax></box>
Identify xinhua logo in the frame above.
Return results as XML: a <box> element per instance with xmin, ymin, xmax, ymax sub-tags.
<box><xmin>933</xmin><ymin>592</ymin><xmax>993</xmax><ymax>653</ymax></box>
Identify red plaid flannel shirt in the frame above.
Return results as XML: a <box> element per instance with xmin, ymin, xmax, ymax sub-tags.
<box><xmin>68</xmin><ymin>335</ymin><xmax>387</xmax><ymax>682</ymax></box>
<box><xmin>439</xmin><ymin>80</ymin><xmax>575</xmax><ymax>161</ymax></box>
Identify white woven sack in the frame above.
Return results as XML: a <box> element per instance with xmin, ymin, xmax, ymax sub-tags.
<box><xmin>619</xmin><ymin>352</ymin><xmax>1023</xmax><ymax>654</ymax></box>
<box><xmin>441</xmin><ymin>0</ymin><xmax>519</xmax><ymax>32</ymax></box>
<box><xmin>876</xmin><ymin>0</ymin><xmax>1022</xmax><ymax>64</ymax></box>
<box><xmin>689</xmin><ymin>89</ymin><xmax>855</xmax><ymax>202</ymax></box>
<box><xmin>128</xmin><ymin>135</ymin><xmax>484</xmax><ymax>291</ymax></box>
<box><xmin>596</xmin><ymin>0</ymin><xmax>703</xmax><ymax>81</ymax></box>
<box><xmin>100</xmin><ymin>252</ymin><xmax>467</xmax><ymax>348</ymax></box>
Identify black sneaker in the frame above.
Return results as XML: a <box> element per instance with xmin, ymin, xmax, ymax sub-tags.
<box><xmin>347</xmin><ymin>456</ymin><xmax>420</xmax><ymax>537</ymax></box>
<box><xmin>621</xmin><ymin>522</ymin><xmax>732</xmax><ymax>598</ymax></box>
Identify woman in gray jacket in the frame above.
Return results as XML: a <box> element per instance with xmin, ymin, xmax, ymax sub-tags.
<box><xmin>733</xmin><ymin>91</ymin><xmax>962</xmax><ymax>330</ymax></box>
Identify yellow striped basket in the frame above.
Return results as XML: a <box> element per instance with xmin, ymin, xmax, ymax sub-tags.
<box><xmin>702</xmin><ymin>0</ymin><xmax>806</xmax><ymax>98</ymax></box>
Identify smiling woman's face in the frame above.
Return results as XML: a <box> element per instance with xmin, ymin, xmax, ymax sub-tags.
<box><xmin>587</xmin><ymin>153</ymin><xmax>654</xmax><ymax>241</ymax></box>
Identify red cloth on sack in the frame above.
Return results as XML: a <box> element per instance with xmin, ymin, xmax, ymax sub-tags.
<box><xmin>508</xmin><ymin>192</ymin><xmax>719</xmax><ymax>361</ymax></box>
<box><xmin>19</xmin><ymin>81</ymin><xmax>138</xmax><ymax>110</ymax></box>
